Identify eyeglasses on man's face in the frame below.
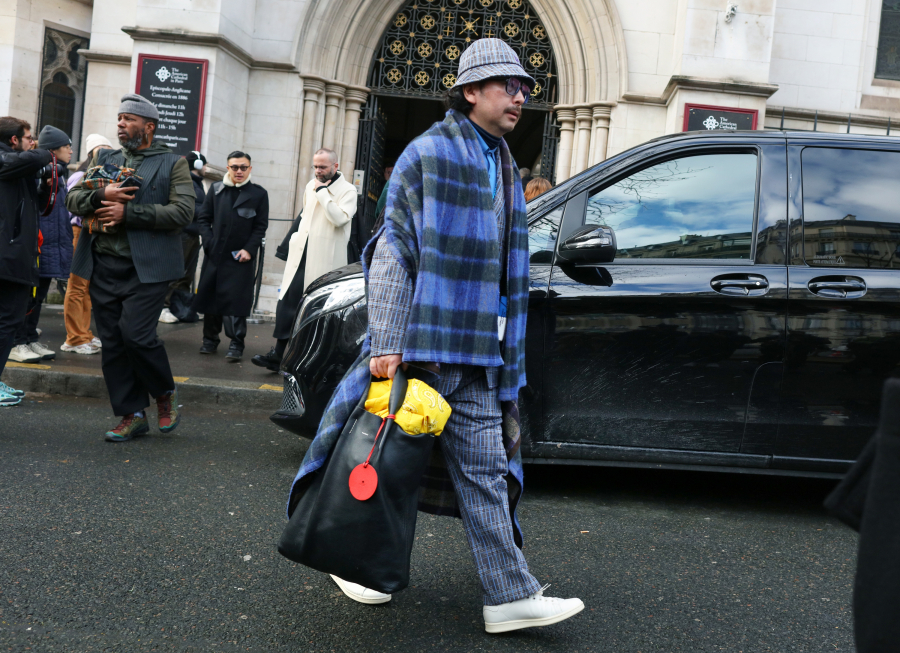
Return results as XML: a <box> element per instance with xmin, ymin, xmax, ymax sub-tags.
<box><xmin>228</xmin><ymin>165</ymin><xmax>250</xmax><ymax>172</ymax></box>
<box><xmin>505</xmin><ymin>78</ymin><xmax>531</xmax><ymax>104</ymax></box>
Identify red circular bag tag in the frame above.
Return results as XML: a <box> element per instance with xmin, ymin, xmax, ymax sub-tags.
<box><xmin>349</xmin><ymin>463</ymin><xmax>378</xmax><ymax>501</ymax></box>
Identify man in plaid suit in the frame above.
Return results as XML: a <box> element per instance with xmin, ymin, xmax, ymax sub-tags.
<box><xmin>332</xmin><ymin>38</ymin><xmax>584</xmax><ymax>634</ymax></box>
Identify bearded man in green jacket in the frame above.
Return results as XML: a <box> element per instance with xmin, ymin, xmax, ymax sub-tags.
<box><xmin>66</xmin><ymin>94</ymin><xmax>195</xmax><ymax>442</ymax></box>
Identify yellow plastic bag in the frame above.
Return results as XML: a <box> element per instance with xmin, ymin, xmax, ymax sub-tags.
<box><xmin>365</xmin><ymin>377</ymin><xmax>452</xmax><ymax>436</ymax></box>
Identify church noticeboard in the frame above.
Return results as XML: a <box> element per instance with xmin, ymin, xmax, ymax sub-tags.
<box><xmin>684</xmin><ymin>104</ymin><xmax>758</xmax><ymax>132</ymax></box>
<box><xmin>135</xmin><ymin>55</ymin><xmax>208</xmax><ymax>155</ymax></box>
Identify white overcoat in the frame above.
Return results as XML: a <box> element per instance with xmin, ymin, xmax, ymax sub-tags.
<box><xmin>279</xmin><ymin>173</ymin><xmax>357</xmax><ymax>299</ymax></box>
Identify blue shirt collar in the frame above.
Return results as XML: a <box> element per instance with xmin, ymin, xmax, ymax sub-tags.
<box><xmin>472</xmin><ymin>127</ymin><xmax>499</xmax><ymax>157</ymax></box>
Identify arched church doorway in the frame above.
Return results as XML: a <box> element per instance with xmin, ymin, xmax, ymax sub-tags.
<box><xmin>352</xmin><ymin>0</ymin><xmax>560</xmax><ymax>249</ymax></box>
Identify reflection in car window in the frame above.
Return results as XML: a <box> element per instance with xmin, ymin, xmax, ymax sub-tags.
<box><xmin>528</xmin><ymin>206</ymin><xmax>562</xmax><ymax>264</ymax></box>
<box><xmin>801</xmin><ymin>148</ymin><xmax>900</xmax><ymax>269</ymax></box>
<box><xmin>586</xmin><ymin>153</ymin><xmax>758</xmax><ymax>260</ymax></box>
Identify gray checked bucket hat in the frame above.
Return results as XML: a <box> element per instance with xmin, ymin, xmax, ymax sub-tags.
<box><xmin>454</xmin><ymin>38</ymin><xmax>535</xmax><ymax>87</ymax></box>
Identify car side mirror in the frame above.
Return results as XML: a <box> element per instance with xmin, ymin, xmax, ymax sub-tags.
<box><xmin>557</xmin><ymin>225</ymin><xmax>616</xmax><ymax>264</ymax></box>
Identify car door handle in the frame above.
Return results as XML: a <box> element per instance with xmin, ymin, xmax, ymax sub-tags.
<box><xmin>710</xmin><ymin>274</ymin><xmax>769</xmax><ymax>296</ymax></box>
<box><xmin>808</xmin><ymin>276</ymin><xmax>867</xmax><ymax>299</ymax></box>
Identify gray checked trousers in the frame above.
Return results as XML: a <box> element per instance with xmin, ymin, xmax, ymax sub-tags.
<box><xmin>433</xmin><ymin>364</ymin><xmax>543</xmax><ymax>606</ymax></box>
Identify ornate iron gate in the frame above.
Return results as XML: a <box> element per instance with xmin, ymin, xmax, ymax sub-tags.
<box><xmin>367</xmin><ymin>0</ymin><xmax>558</xmax><ymax>109</ymax></box>
<box><xmin>353</xmin><ymin>96</ymin><xmax>388</xmax><ymax>254</ymax></box>
<box><xmin>540</xmin><ymin>110</ymin><xmax>559</xmax><ymax>185</ymax></box>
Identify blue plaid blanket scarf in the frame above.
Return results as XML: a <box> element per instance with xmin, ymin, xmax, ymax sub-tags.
<box><xmin>286</xmin><ymin>109</ymin><xmax>530</xmax><ymax>546</ymax></box>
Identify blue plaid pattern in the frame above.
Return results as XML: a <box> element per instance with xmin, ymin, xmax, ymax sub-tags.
<box><xmin>369</xmin><ymin>155</ymin><xmax>505</xmax><ymax>360</ymax></box>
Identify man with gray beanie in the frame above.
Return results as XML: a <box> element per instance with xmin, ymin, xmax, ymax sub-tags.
<box><xmin>66</xmin><ymin>93</ymin><xmax>195</xmax><ymax>442</ymax></box>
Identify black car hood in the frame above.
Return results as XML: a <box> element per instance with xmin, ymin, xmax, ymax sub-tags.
<box><xmin>305</xmin><ymin>262</ymin><xmax>364</xmax><ymax>294</ymax></box>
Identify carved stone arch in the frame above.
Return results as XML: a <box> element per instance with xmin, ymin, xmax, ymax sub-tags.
<box><xmin>292</xmin><ymin>0</ymin><xmax>626</xmax><ymax>105</ymax></box>
<box><xmin>289</xmin><ymin>0</ymin><xmax>627</xmax><ymax>201</ymax></box>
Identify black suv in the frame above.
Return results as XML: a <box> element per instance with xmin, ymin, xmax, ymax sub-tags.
<box><xmin>272</xmin><ymin>129</ymin><xmax>900</xmax><ymax>477</ymax></box>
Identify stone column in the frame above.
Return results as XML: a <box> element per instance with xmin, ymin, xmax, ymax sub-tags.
<box><xmin>322</xmin><ymin>83</ymin><xmax>346</xmax><ymax>151</ymax></box>
<box><xmin>590</xmin><ymin>104</ymin><xmax>612</xmax><ymax>166</ymax></box>
<box><xmin>340</xmin><ymin>87</ymin><xmax>369</xmax><ymax>176</ymax></box>
<box><xmin>572</xmin><ymin>106</ymin><xmax>593</xmax><ymax>175</ymax></box>
<box><xmin>295</xmin><ymin>77</ymin><xmax>325</xmax><ymax>215</ymax></box>
<box><xmin>555</xmin><ymin>106</ymin><xmax>576</xmax><ymax>182</ymax></box>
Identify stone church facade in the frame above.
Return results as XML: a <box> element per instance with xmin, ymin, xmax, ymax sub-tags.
<box><xmin>3</xmin><ymin>0</ymin><xmax>900</xmax><ymax>313</ymax></box>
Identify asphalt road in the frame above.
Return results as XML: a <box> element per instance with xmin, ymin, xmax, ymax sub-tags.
<box><xmin>0</xmin><ymin>395</ymin><xmax>858</xmax><ymax>652</ymax></box>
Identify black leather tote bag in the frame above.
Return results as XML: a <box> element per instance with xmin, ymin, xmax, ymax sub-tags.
<box><xmin>278</xmin><ymin>368</ymin><xmax>435</xmax><ymax>594</ymax></box>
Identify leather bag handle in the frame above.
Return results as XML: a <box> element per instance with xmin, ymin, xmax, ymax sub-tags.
<box><xmin>387</xmin><ymin>366</ymin><xmax>408</xmax><ymax>418</ymax></box>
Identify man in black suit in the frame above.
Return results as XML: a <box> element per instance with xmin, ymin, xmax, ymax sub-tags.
<box><xmin>66</xmin><ymin>94</ymin><xmax>195</xmax><ymax>442</ymax></box>
<box><xmin>194</xmin><ymin>151</ymin><xmax>269</xmax><ymax>361</ymax></box>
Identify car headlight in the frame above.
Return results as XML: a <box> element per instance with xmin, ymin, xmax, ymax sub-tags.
<box><xmin>292</xmin><ymin>277</ymin><xmax>366</xmax><ymax>337</ymax></box>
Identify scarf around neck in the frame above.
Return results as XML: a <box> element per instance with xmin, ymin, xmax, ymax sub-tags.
<box><xmin>366</xmin><ymin>108</ymin><xmax>530</xmax><ymax>401</ymax></box>
<box><xmin>224</xmin><ymin>172</ymin><xmax>251</xmax><ymax>187</ymax></box>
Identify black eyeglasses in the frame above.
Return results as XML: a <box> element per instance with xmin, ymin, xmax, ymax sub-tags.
<box><xmin>505</xmin><ymin>78</ymin><xmax>531</xmax><ymax>104</ymax></box>
<box><xmin>228</xmin><ymin>165</ymin><xmax>249</xmax><ymax>172</ymax></box>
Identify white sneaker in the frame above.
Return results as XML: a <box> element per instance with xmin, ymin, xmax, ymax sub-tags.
<box><xmin>330</xmin><ymin>575</ymin><xmax>391</xmax><ymax>605</ymax></box>
<box><xmin>8</xmin><ymin>344</ymin><xmax>42</xmax><ymax>363</ymax></box>
<box><xmin>158</xmin><ymin>308</ymin><xmax>179</xmax><ymax>324</ymax></box>
<box><xmin>61</xmin><ymin>342</ymin><xmax>100</xmax><ymax>355</ymax></box>
<box><xmin>91</xmin><ymin>337</ymin><xmax>102</xmax><ymax>349</ymax></box>
<box><xmin>28</xmin><ymin>341</ymin><xmax>55</xmax><ymax>360</ymax></box>
<box><xmin>483</xmin><ymin>585</ymin><xmax>584</xmax><ymax>634</ymax></box>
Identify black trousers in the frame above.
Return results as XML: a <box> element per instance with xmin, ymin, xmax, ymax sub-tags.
<box><xmin>0</xmin><ymin>282</ymin><xmax>32</xmax><ymax>377</ymax></box>
<box><xmin>165</xmin><ymin>233</ymin><xmax>201</xmax><ymax>304</ymax></box>
<box><xmin>203</xmin><ymin>314</ymin><xmax>247</xmax><ymax>351</ymax></box>
<box><xmin>89</xmin><ymin>253</ymin><xmax>175</xmax><ymax>415</ymax></box>
<box><xmin>14</xmin><ymin>276</ymin><xmax>51</xmax><ymax>345</ymax></box>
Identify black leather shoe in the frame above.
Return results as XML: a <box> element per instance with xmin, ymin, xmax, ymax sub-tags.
<box><xmin>225</xmin><ymin>347</ymin><xmax>243</xmax><ymax>362</ymax></box>
<box><xmin>199</xmin><ymin>342</ymin><xmax>218</xmax><ymax>354</ymax></box>
<box><xmin>251</xmin><ymin>348</ymin><xmax>281</xmax><ymax>372</ymax></box>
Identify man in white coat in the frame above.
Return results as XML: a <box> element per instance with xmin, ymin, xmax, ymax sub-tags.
<box><xmin>252</xmin><ymin>148</ymin><xmax>358</xmax><ymax>371</ymax></box>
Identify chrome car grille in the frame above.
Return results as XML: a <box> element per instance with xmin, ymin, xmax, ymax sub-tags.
<box><xmin>279</xmin><ymin>374</ymin><xmax>305</xmax><ymax>415</ymax></box>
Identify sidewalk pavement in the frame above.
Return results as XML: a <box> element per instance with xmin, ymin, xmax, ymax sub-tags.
<box><xmin>0</xmin><ymin>305</ymin><xmax>286</xmax><ymax>410</ymax></box>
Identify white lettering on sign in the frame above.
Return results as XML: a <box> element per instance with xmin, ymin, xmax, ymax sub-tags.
<box><xmin>702</xmin><ymin>115</ymin><xmax>739</xmax><ymax>131</ymax></box>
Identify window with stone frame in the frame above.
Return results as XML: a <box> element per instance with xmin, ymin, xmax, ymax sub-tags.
<box><xmin>876</xmin><ymin>1</ymin><xmax>900</xmax><ymax>81</ymax></box>
<box><xmin>38</xmin><ymin>27</ymin><xmax>88</xmax><ymax>157</ymax></box>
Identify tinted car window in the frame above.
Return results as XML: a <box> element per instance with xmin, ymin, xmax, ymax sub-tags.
<box><xmin>801</xmin><ymin>147</ymin><xmax>900</xmax><ymax>269</ymax></box>
<box><xmin>586</xmin><ymin>152</ymin><xmax>758</xmax><ymax>260</ymax></box>
<box><xmin>528</xmin><ymin>206</ymin><xmax>562</xmax><ymax>264</ymax></box>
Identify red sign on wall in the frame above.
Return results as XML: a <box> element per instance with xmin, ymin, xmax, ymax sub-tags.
<box><xmin>135</xmin><ymin>54</ymin><xmax>208</xmax><ymax>155</ymax></box>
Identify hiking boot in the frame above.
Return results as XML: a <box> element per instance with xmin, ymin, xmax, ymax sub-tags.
<box><xmin>156</xmin><ymin>388</ymin><xmax>180</xmax><ymax>433</ymax></box>
<box><xmin>251</xmin><ymin>347</ymin><xmax>281</xmax><ymax>372</ymax></box>
<box><xmin>8</xmin><ymin>344</ymin><xmax>42</xmax><ymax>363</ymax></box>
<box><xmin>0</xmin><ymin>381</ymin><xmax>24</xmax><ymax>397</ymax></box>
<box><xmin>225</xmin><ymin>347</ymin><xmax>243</xmax><ymax>362</ymax></box>
<box><xmin>483</xmin><ymin>585</ymin><xmax>584</xmax><ymax>634</ymax></box>
<box><xmin>105</xmin><ymin>413</ymin><xmax>150</xmax><ymax>442</ymax></box>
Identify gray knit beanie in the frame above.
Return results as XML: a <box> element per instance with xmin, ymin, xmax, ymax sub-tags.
<box><xmin>37</xmin><ymin>125</ymin><xmax>71</xmax><ymax>150</ymax></box>
<box><xmin>118</xmin><ymin>93</ymin><xmax>159</xmax><ymax>122</ymax></box>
